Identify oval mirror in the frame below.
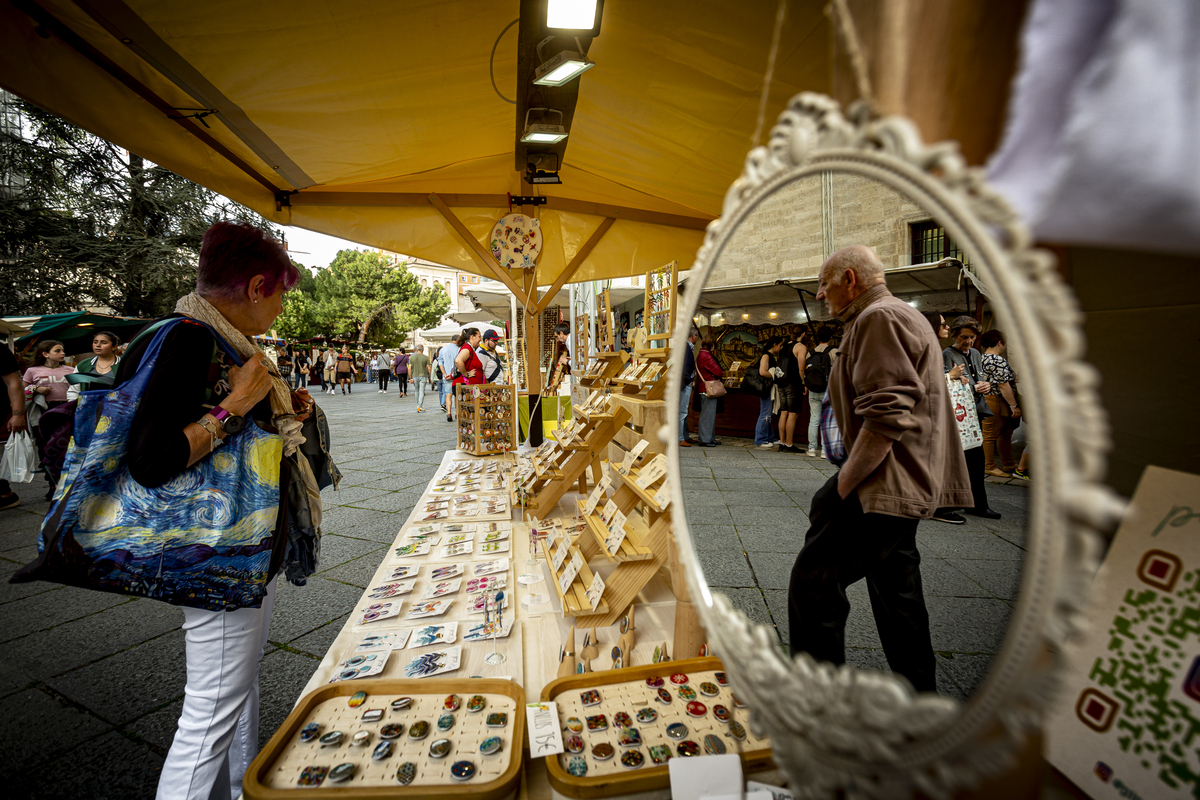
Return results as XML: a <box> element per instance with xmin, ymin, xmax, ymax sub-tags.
<box><xmin>665</xmin><ymin>94</ymin><xmax>1122</xmax><ymax>796</ymax></box>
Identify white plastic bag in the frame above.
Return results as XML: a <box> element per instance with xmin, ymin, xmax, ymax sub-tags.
<box><xmin>0</xmin><ymin>432</ymin><xmax>37</xmax><ymax>484</ymax></box>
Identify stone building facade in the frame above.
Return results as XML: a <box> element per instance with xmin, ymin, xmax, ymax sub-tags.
<box><xmin>710</xmin><ymin>172</ymin><xmax>930</xmax><ymax>287</ymax></box>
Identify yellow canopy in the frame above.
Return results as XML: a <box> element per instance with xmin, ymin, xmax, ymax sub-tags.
<box><xmin>1</xmin><ymin>0</ymin><xmax>831</xmax><ymax>289</ymax></box>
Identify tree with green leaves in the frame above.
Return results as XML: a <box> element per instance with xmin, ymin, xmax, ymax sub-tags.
<box><xmin>274</xmin><ymin>249</ymin><xmax>448</xmax><ymax>346</ymax></box>
<box><xmin>0</xmin><ymin>96</ymin><xmax>276</xmax><ymax>317</ymax></box>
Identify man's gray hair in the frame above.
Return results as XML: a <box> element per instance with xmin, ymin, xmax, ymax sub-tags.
<box><xmin>416</xmin><ymin>344</ymin><xmax>424</xmax><ymax>352</ymax></box>
<box><xmin>688</xmin><ymin>326</ymin><xmax>700</xmax><ymax>339</ymax></box>
<box><xmin>826</xmin><ymin>245</ymin><xmax>886</xmax><ymax>286</ymax></box>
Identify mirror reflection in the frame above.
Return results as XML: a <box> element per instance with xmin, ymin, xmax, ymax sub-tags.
<box><xmin>678</xmin><ymin>172</ymin><xmax>1029</xmax><ymax>700</ymax></box>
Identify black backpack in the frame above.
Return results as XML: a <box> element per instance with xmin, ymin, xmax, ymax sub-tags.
<box><xmin>803</xmin><ymin>348</ymin><xmax>833</xmax><ymax>393</ymax></box>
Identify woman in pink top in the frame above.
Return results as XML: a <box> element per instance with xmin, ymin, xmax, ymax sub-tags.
<box><xmin>23</xmin><ymin>340</ymin><xmax>74</xmax><ymax>408</ymax></box>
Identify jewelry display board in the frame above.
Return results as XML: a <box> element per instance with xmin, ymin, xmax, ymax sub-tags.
<box><xmin>596</xmin><ymin>289</ymin><xmax>614</xmax><ymax>352</ymax></box>
<box><xmin>576</xmin><ymin>351</ymin><xmax>630</xmax><ymax>392</ymax></box>
<box><xmin>541</xmin><ymin>657</ymin><xmax>773</xmax><ymax>798</ymax></box>
<box><xmin>574</xmin><ymin>314</ymin><xmax>589</xmax><ymax>373</ymax></box>
<box><xmin>500</xmin><ymin>339</ymin><xmax>527</xmax><ymax>392</ymax></box>
<box><xmin>244</xmin><ymin>678</ymin><xmax>525</xmax><ymax>799</ymax></box>
<box><xmin>456</xmin><ymin>384</ymin><xmax>517</xmax><ymax>455</ymax></box>
<box><xmin>641</xmin><ymin>261</ymin><xmax>677</xmax><ymax>353</ymax></box>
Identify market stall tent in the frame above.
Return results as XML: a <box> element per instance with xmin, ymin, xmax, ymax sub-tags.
<box><xmin>0</xmin><ymin>0</ymin><xmax>835</xmax><ymax>291</ymax></box>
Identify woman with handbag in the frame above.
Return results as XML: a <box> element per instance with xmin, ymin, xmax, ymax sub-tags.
<box><xmin>942</xmin><ymin>315</ymin><xmax>1001</xmax><ymax>520</ymax></box>
<box><xmin>695</xmin><ymin>338</ymin><xmax>724</xmax><ymax>447</ymax></box>
<box><xmin>16</xmin><ymin>222</ymin><xmax>314</xmax><ymax>800</ymax></box>
<box><xmin>980</xmin><ymin>329</ymin><xmax>1022</xmax><ymax>478</ymax></box>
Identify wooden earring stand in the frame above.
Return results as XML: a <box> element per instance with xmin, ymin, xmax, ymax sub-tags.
<box><xmin>570</xmin><ymin>460</ymin><xmax>671</xmax><ymax>628</ymax></box>
<box><xmin>521</xmin><ymin>404</ymin><xmax>632</xmax><ymax>518</ymax></box>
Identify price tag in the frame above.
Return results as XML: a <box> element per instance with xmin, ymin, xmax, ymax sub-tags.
<box><xmin>526</xmin><ymin>701</ymin><xmax>565</xmax><ymax>757</ymax></box>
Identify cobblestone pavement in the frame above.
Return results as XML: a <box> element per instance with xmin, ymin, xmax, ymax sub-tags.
<box><xmin>0</xmin><ymin>382</ymin><xmax>457</xmax><ymax>798</ymax></box>
<box><xmin>0</xmin><ymin>383</ymin><xmax>1029</xmax><ymax>797</ymax></box>
<box><xmin>678</xmin><ymin>437</ymin><xmax>1029</xmax><ymax>700</ymax></box>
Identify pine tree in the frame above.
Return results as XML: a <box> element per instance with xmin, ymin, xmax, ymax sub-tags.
<box><xmin>0</xmin><ymin>97</ymin><xmax>276</xmax><ymax>317</ymax></box>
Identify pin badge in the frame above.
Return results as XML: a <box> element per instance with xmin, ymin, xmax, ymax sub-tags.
<box><xmin>698</xmin><ymin>682</ymin><xmax>720</xmax><ymax>697</ymax></box>
<box><xmin>591</xmin><ymin>742</ymin><xmax>615</xmax><ymax>761</ymax></box>
<box><xmin>408</xmin><ymin>720</ymin><xmax>430</xmax><ymax>740</ymax></box>
<box><xmin>347</xmin><ymin>690</ymin><xmax>368</xmax><ymax>708</ymax></box>
<box><xmin>645</xmin><ymin>676</ymin><xmax>665</xmax><ymax>688</ymax></box>
<box><xmin>450</xmin><ymin>760</ymin><xmax>477</xmax><ymax>781</ymax></box>
<box><xmin>636</xmin><ymin>708</ymin><xmax>658</xmax><ymax>724</ymax></box>
<box><xmin>395</xmin><ymin>762</ymin><xmax>417</xmax><ymax>786</ymax></box>
<box><xmin>648</xmin><ymin>744</ymin><xmax>672</xmax><ymax>765</ymax></box>
<box><xmin>429</xmin><ymin>738</ymin><xmax>452</xmax><ymax>759</ymax></box>
<box><xmin>296</xmin><ymin>766</ymin><xmax>328</xmax><ymax>787</ymax></box>
<box><xmin>486</xmin><ymin>712</ymin><xmax>508</xmax><ymax>728</ymax></box>
<box><xmin>565</xmin><ymin>735</ymin><xmax>584</xmax><ymax>753</ymax></box>
<box><xmin>677</xmin><ymin>740</ymin><xmax>701</xmax><ymax>757</ymax></box>
<box><xmin>372</xmin><ymin>741</ymin><xmax>393</xmax><ymax>760</ymax></box>
<box><xmin>566</xmin><ymin>756</ymin><xmax>588</xmax><ymax>777</ymax></box>
<box><xmin>380</xmin><ymin>724</ymin><xmax>404</xmax><ymax>740</ymax></box>
<box><xmin>666</xmin><ymin>722</ymin><xmax>688</xmax><ymax>740</ymax></box>
<box><xmin>703</xmin><ymin>734</ymin><xmax>727</xmax><ymax>755</ymax></box>
<box><xmin>479</xmin><ymin>736</ymin><xmax>502</xmax><ymax>756</ymax></box>
<box><xmin>620</xmin><ymin>749</ymin><xmax>645</xmax><ymax>769</ymax></box>
<box><xmin>299</xmin><ymin>722</ymin><xmax>321</xmax><ymax>742</ymax></box>
<box><xmin>319</xmin><ymin>731</ymin><xmax>344</xmax><ymax>747</ymax></box>
<box><xmin>613</xmin><ymin>711</ymin><xmax>634</xmax><ymax>729</ymax></box>
<box><xmin>327</xmin><ymin>762</ymin><xmax>356</xmax><ymax>783</ymax></box>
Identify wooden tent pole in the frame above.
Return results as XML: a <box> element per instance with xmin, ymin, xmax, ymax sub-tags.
<box><xmin>428</xmin><ymin>193</ymin><xmax>528</xmax><ymax>305</ymax></box>
<box><xmin>530</xmin><ymin>217</ymin><xmax>614</xmax><ymax>315</ymax></box>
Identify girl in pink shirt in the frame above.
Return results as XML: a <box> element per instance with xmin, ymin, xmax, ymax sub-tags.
<box><xmin>23</xmin><ymin>340</ymin><xmax>74</xmax><ymax>407</ymax></box>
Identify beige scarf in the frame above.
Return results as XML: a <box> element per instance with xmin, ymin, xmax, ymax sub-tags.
<box><xmin>175</xmin><ymin>292</ymin><xmax>305</xmax><ymax>456</ymax></box>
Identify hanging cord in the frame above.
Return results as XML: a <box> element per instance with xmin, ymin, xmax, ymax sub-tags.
<box><xmin>751</xmin><ymin>0</ymin><xmax>789</xmax><ymax>147</ymax></box>
<box><xmin>491</xmin><ymin>18</ymin><xmax>519</xmax><ymax>105</ymax></box>
<box><xmin>829</xmin><ymin>0</ymin><xmax>877</xmax><ymax>110</ymax></box>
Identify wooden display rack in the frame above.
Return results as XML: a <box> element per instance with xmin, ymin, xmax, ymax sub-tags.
<box><xmin>520</xmin><ymin>402</ymin><xmax>632</xmax><ymax>519</ymax></box>
<box><xmin>543</xmin><ymin>534</ymin><xmax>610</xmax><ymax>618</ymax></box>
<box><xmin>575</xmin><ymin>350</ymin><xmax>629</xmax><ymax>390</ymax></box>
<box><xmin>573</xmin><ymin>313</ymin><xmax>589</xmax><ymax>372</ymax></box>
<box><xmin>569</xmin><ymin>461</ymin><xmax>670</xmax><ymax>627</ymax></box>
<box><xmin>643</xmin><ymin>260</ymin><xmax>678</xmax><ymax>351</ymax></box>
<box><xmin>611</xmin><ymin>352</ymin><xmax>668</xmax><ymax>401</ymax></box>
<box><xmin>455</xmin><ymin>383</ymin><xmax>518</xmax><ymax>455</ymax></box>
<box><xmin>595</xmin><ymin>288</ymin><xmax>614</xmax><ymax>351</ymax></box>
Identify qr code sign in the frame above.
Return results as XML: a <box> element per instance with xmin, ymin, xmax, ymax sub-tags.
<box><xmin>1083</xmin><ymin>554</ymin><xmax>1200</xmax><ymax>794</ymax></box>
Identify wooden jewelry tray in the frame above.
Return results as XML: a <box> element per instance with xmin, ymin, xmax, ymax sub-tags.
<box><xmin>540</xmin><ymin>656</ymin><xmax>774</xmax><ymax>798</ymax></box>
<box><xmin>244</xmin><ymin>677</ymin><xmax>525</xmax><ymax>800</ymax></box>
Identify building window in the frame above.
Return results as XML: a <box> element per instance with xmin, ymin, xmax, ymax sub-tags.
<box><xmin>421</xmin><ymin>278</ymin><xmax>428</xmax><ymax>287</ymax></box>
<box><xmin>471</xmin><ymin>276</ymin><xmax>479</xmax><ymax>283</ymax></box>
<box><xmin>911</xmin><ymin>221</ymin><xmax>969</xmax><ymax>265</ymax></box>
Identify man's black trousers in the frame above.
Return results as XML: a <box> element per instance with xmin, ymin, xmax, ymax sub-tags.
<box><xmin>788</xmin><ymin>474</ymin><xmax>937</xmax><ymax>692</ymax></box>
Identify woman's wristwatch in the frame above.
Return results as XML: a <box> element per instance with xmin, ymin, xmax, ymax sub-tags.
<box><xmin>209</xmin><ymin>406</ymin><xmax>245</xmax><ymax>434</ymax></box>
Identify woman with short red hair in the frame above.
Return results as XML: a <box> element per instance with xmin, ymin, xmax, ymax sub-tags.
<box><xmin>121</xmin><ymin>221</ymin><xmax>314</xmax><ymax>800</ymax></box>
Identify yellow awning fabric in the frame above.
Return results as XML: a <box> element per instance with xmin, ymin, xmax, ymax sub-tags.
<box><xmin>0</xmin><ymin>0</ymin><xmax>831</xmax><ymax>287</ymax></box>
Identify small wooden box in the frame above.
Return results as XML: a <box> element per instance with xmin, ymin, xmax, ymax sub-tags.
<box><xmin>541</xmin><ymin>657</ymin><xmax>774</xmax><ymax>798</ymax></box>
<box><xmin>244</xmin><ymin>678</ymin><xmax>525</xmax><ymax>800</ymax></box>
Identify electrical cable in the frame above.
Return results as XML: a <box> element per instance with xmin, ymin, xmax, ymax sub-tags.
<box><xmin>491</xmin><ymin>19</ymin><xmax>520</xmax><ymax>105</ymax></box>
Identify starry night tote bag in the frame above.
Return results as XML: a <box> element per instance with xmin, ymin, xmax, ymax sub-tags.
<box><xmin>10</xmin><ymin>319</ymin><xmax>283</xmax><ymax>612</ymax></box>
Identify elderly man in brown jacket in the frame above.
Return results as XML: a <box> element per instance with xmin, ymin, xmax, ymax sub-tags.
<box><xmin>788</xmin><ymin>245</ymin><xmax>972</xmax><ymax>693</ymax></box>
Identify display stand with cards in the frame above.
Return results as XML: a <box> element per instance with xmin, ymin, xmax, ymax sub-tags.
<box><xmin>455</xmin><ymin>384</ymin><xmax>518</xmax><ymax>456</ymax></box>
<box><xmin>244</xmin><ymin>678</ymin><xmax>525</xmax><ymax>799</ymax></box>
<box><xmin>543</xmin><ymin>525</ymin><xmax>610</xmax><ymax>619</ymax></box>
<box><xmin>517</xmin><ymin>402</ymin><xmax>632</xmax><ymax>518</ymax></box>
<box><xmin>571</xmin><ymin>459</ymin><xmax>671</xmax><ymax>627</ymax></box>
<box><xmin>540</xmin><ymin>657</ymin><xmax>773</xmax><ymax>798</ymax></box>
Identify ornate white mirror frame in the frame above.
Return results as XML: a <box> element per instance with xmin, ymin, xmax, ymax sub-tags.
<box><xmin>664</xmin><ymin>93</ymin><xmax>1125</xmax><ymax>798</ymax></box>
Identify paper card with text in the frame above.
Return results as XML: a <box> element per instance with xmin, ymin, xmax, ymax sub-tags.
<box><xmin>552</xmin><ymin>536</ymin><xmax>571</xmax><ymax>571</ymax></box>
<box><xmin>582</xmin><ymin>481</ymin><xmax>607</xmax><ymax>517</ymax></box>
<box><xmin>586</xmin><ymin>571</ymin><xmax>605</xmax><ymax>611</ymax></box>
<box><xmin>1045</xmin><ymin>466</ymin><xmax>1200</xmax><ymax>800</ymax></box>
<box><xmin>526</xmin><ymin>701</ymin><xmax>565</xmax><ymax>757</ymax></box>
<box><xmin>600</xmin><ymin>498</ymin><xmax>619</xmax><ymax>524</ymax></box>
<box><xmin>653</xmin><ymin>483</ymin><xmax>672</xmax><ymax>509</ymax></box>
<box><xmin>605</xmin><ymin>511</ymin><xmax>628</xmax><ymax>556</ymax></box>
<box><xmin>635</xmin><ymin>454</ymin><xmax>668</xmax><ymax>489</ymax></box>
<box><xmin>629</xmin><ymin>439</ymin><xmax>650</xmax><ymax>460</ymax></box>
<box><xmin>559</xmin><ymin>553</ymin><xmax>582</xmax><ymax>595</ymax></box>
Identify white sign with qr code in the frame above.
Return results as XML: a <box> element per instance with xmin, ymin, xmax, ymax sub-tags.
<box><xmin>1045</xmin><ymin>466</ymin><xmax>1200</xmax><ymax>800</ymax></box>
